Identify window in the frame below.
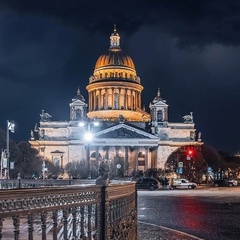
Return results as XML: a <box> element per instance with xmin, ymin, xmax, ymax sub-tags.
<box><xmin>76</xmin><ymin>109</ymin><xmax>81</xmax><ymax>120</ymax></box>
<box><xmin>157</xmin><ymin>110</ymin><xmax>163</xmax><ymax>122</ymax></box>
<box><xmin>53</xmin><ymin>157</ymin><xmax>60</xmax><ymax>167</ymax></box>
<box><xmin>138</xmin><ymin>160</ymin><xmax>145</xmax><ymax>166</ymax></box>
<box><xmin>103</xmin><ymin>93</ymin><xmax>106</xmax><ymax>109</ymax></box>
<box><xmin>96</xmin><ymin>95</ymin><xmax>99</xmax><ymax>110</ymax></box>
<box><xmin>114</xmin><ymin>93</ymin><xmax>119</xmax><ymax>109</ymax></box>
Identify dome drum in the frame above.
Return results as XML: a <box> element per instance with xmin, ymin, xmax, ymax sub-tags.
<box><xmin>89</xmin><ymin>74</ymin><xmax>141</xmax><ymax>84</ymax></box>
<box><xmin>87</xmin><ymin>109</ymin><xmax>150</xmax><ymax>122</ymax></box>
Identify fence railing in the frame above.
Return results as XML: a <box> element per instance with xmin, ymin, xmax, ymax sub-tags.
<box><xmin>0</xmin><ymin>182</ymin><xmax>137</xmax><ymax>240</ymax></box>
<box><xmin>0</xmin><ymin>179</ymin><xmax>97</xmax><ymax>189</ymax></box>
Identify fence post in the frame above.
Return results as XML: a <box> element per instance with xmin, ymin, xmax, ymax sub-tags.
<box><xmin>100</xmin><ymin>185</ymin><xmax>108</xmax><ymax>240</ymax></box>
<box><xmin>135</xmin><ymin>182</ymin><xmax>138</xmax><ymax>240</ymax></box>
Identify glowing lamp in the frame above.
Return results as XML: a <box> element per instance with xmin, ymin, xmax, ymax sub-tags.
<box><xmin>84</xmin><ymin>132</ymin><xmax>93</xmax><ymax>141</ymax></box>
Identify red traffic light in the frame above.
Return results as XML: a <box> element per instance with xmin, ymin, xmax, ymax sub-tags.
<box><xmin>187</xmin><ymin>149</ymin><xmax>194</xmax><ymax>156</ymax></box>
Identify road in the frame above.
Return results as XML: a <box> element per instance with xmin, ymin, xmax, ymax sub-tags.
<box><xmin>137</xmin><ymin>186</ymin><xmax>240</xmax><ymax>240</ymax></box>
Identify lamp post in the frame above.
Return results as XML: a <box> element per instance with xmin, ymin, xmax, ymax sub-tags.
<box><xmin>6</xmin><ymin>120</ymin><xmax>14</xmax><ymax>179</ymax></box>
<box><xmin>80</xmin><ymin>118</ymin><xmax>99</xmax><ymax>179</ymax></box>
<box><xmin>85</xmin><ymin>131</ymin><xmax>93</xmax><ymax>178</ymax></box>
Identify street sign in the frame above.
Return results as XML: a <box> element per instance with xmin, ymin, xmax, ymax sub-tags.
<box><xmin>178</xmin><ymin>167</ymin><xmax>183</xmax><ymax>174</ymax></box>
<box><xmin>178</xmin><ymin>162</ymin><xmax>183</xmax><ymax>168</ymax></box>
<box><xmin>10</xmin><ymin>162</ymin><xmax>14</xmax><ymax>169</ymax></box>
<box><xmin>207</xmin><ymin>167</ymin><xmax>213</xmax><ymax>173</ymax></box>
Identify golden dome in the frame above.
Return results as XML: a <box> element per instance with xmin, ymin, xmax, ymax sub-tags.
<box><xmin>94</xmin><ymin>25</ymin><xmax>135</xmax><ymax>71</ymax></box>
<box><xmin>95</xmin><ymin>48</ymin><xmax>135</xmax><ymax>70</ymax></box>
<box><xmin>86</xmin><ymin>25</ymin><xmax>149</xmax><ymax>122</ymax></box>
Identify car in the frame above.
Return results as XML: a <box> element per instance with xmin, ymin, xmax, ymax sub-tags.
<box><xmin>136</xmin><ymin>177</ymin><xmax>161</xmax><ymax>191</ymax></box>
<box><xmin>213</xmin><ymin>178</ymin><xmax>238</xmax><ymax>187</ymax></box>
<box><xmin>170</xmin><ymin>178</ymin><xmax>197</xmax><ymax>189</ymax></box>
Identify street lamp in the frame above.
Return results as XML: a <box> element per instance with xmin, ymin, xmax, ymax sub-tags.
<box><xmin>7</xmin><ymin>120</ymin><xmax>15</xmax><ymax>179</ymax></box>
<box><xmin>79</xmin><ymin>118</ymin><xmax>99</xmax><ymax>178</ymax></box>
<box><xmin>1</xmin><ymin>120</ymin><xmax>15</xmax><ymax>179</ymax></box>
<box><xmin>85</xmin><ymin>131</ymin><xmax>93</xmax><ymax>178</ymax></box>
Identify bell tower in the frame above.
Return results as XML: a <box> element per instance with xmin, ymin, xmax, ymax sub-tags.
<box><xmin>149</xmin><ymin>88</ymin><xmax>168</xmax><ymax>124</ymax></box>
<box><xmin>69</xmin><ymin>87</ymin><xmax>87</xmax><ymax>121</ymax></box>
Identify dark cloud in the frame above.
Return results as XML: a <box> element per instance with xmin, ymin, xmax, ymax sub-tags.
<box><xmin>1</xmin><ymin>0</ymin><xmax>240</xmax><ymax>47</ymax></box>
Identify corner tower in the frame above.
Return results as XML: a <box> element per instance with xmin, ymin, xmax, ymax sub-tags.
<box><xmin>86</xmin><ymin>26</ymin><xmax>150</xmax><ymax>122</ymax></box>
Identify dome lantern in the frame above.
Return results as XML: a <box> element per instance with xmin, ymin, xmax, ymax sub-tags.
<box><xmin>110</xmin><ymin>24</ymin><xmax>120</xmax><ymax>48</ymax></box>
<box><xmin>92</xmin><ymin>25</ymin><xmax>137</xmax><ymax>81</ymax></box>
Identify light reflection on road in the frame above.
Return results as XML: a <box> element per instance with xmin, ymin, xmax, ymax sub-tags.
<box><xmin>137</xmin><ymin>187</ymin><xmax>240</xmax><ymax>240</ymax></box>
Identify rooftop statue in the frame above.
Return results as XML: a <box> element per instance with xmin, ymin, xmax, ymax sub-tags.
<box><xmin>183</xmin><ymin>112</ymin><xmax>194</xmax><ymax>123</ymax></box>
<box><xmin>40</xmin><ymin>110</ymin><xmax>52</xmax><ymax>122</ymax></box>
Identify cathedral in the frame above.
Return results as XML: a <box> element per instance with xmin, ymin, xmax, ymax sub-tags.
<box><xmin>29</xmin><ymin>26</ymin><xmax>202</xmax><ymax>177</ymax></box>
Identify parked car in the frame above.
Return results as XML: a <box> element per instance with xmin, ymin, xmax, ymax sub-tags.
<box><xmin>170</xmin><ymin>178</ymin><xmax>197</xmax><ymax>189</ymax></box>
<box><xmin>136</xmin><ymin>177</ymin><xmax>161</xmax><ymax>191</ymax></box>
<box><xmin>213</xmin><ymin>178</ymin><xmax>238</xmax><ymax>187</ymax></box>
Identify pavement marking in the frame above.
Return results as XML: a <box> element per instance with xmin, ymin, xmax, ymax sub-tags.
<box><xmin>138</xmin><ymin>221</ymin><xmax>205</xmax><ymax>240</ymax></box>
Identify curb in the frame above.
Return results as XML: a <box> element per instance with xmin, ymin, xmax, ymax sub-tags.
<box><xmin>138</xmin><ymin>221</ymin><xmax>204</xmax><ymax>240</ymax></box>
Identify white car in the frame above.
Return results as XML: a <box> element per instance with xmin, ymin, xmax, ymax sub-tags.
<box><xmin>170</xmin><ymin>178</ymin><xmax>197</xmax><ymax>189</ymax></box>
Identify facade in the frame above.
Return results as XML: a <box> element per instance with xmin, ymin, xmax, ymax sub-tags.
<box><xmin>29</xmin><ymin>27</ymin><xmax>202</xmax><ymax>176</ymax></box>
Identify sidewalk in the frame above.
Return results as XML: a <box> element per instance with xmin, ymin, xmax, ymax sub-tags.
<box><xmin>138</xmin><ymin>222</ymin><xmax>203</xmax><ymax>240</ymax></box>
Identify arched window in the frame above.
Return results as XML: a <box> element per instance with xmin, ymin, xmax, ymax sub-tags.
<box><xmin>53</xmin><ymin>157</ymin><xmax>60</xmax><ymax>167</ymax></box>
<box><xmin>138</xmin><ymin>152</ymin><xmax>145</xmax><ymax>166</ymax></box>
<box><xmin>157</xmin><ymin>110</ymin><xmax>163</xmax><ymax>122</ymax></box>
<box><xmin>76</xmin><ymin>109</ymin><xmax>81</xmax><ymax>120</ymax></box>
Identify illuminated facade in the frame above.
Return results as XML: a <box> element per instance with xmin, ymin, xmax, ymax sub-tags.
<box><xmin>29</xmin><ymin>27</ymin><xmax>202</xmax><ymax>176</ymax></box>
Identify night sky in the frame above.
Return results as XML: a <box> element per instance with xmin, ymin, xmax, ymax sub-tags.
<box><xmin>0</xmin><ymin>0</ymin><xmax>240</xmax><ymax>153</ymax></box>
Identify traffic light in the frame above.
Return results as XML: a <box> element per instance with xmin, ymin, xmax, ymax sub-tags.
<box><xmin>187</xmin><ymin>149</ymin><xmax>193</xmax><ymax>156</ymax></box>
<box><xmin>186</xmin><ymin>149</ymin><xmax>194</xmax><ymax>160</ymax></box>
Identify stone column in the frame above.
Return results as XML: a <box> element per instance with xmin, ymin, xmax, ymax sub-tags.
<box><xmin>124</xmin><ymin>146</ymin><xmax>129</xmax><ymax>176</ymax></box>
<box><xmin>135</xmin><ymin>147</ymin><xmax>138</xmax><ymax>170</ymax></box>
<box><xmin>93</xmin><ymin>90</ymin><xmax>96</xmax><ymax>111</ymax></box>
<box><xmin>96</xmin><ymin>146</ymin><xmax>99</xmax><ymax>162</ymax></box>
<box><xmin>144</xmin><ymin>147</ymin><xmax>148</xmax><ymax>171</ymax></box>
<box><xmin>99</xmin><ymin>89</ymin><xmax>102</xmax><ymax>109</ymax></box>
<box><xmin>118</xmin><ymin>88</ymin><xmax>121</xmax><ymax>109</ymax></box>
<box><xmin>105</xmin><ymin>146</ymin><xmax>109</xmax><ymax>160</ymax></box>
<box><xmin>139</xmin><ymin>91</ymin><xmax>142</xmax><ymax>109</ymax></box>
<box><xmin>112</xmin><ymin>88</ymin><xmax>114</xmax><ymax>109</ymax></box>
<box><xmin>88</xmin><ymin>91</ymin><xmax>91</xmax><ymax>111</ymax></box>
<box><xmin>106</xmin><ymin>88</ymin><xmax>109</xmax><ymax>109</ymax></box>
<box><xmin>131</xmin><ymin>89</ymin><xmax>133</xmax><ymax>110</ymax></box>
<box><xmin>125</xmin><ymin>88</ymin><xmax>128</xmax><ymax>109</ymax></box>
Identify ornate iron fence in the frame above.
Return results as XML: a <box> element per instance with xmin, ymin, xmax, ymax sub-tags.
<box><xmin>0</xmin><ymin>183</ymin><xmax>137</xmax><ymax>240</ymax></box>
<box><xmin>0</xmin><ymin>179</ymin><xmax>96</xmax><ymax>189</ymax></box>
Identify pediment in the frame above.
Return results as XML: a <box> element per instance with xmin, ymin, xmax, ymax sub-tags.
<box><xmin>70</xmin><ymin>99</ymin><xmax>87</xmax><ymax>106</ymax></box>
<box><xmin>95</xmin><ymin>123</ymin><xmax>158</xmax><ymax>139</ymax></box>
<box><xmin>153</xmin><ymin>100</ymin><xmax>168</xmax><ymax>107</ymax></box>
